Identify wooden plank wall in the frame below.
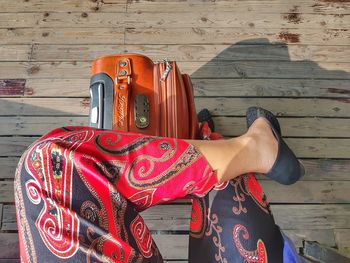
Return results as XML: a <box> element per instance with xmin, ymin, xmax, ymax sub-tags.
<box><xmin>0</xmin><ymin>0</ymin><xmax>349</xmax><ymax>261</ymax></box>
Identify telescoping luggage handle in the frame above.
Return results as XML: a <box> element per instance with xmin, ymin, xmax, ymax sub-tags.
<box><xmin>89</xmin><ymin>73</ymin><xmax>114</xmax><ymax>130</ymax></box>
<box><xmin>90</xmin><ymin>83</ymin><xmax>103</xmax><ymax>129</ymax></box>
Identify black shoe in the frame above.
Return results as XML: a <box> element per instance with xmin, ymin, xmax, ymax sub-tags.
<box><xmin>246</xmin><ymin>107</ymin><xmax>305</xmax><ymax>185</ymax></box>
<box><xmin>197</xmin><ymin>108</ymin><xmax>215</xmax><ymax>132</ymax></box>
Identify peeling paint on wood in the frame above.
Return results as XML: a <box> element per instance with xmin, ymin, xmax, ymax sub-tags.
<box><xmin>0</xmin><ymin>79</ymin><xmax>26</xmax><ymax>96</ymax></box>
<box><xmin>26</xmin><ymin>65</ymin><xmax>40</xmax><ymax>75</ymax></box>
<box><xmin>278</xmin><ymin>31</ymin><xmax>301</xmax><ymax>43</ymax></box>
<box><xmin>328</xmin><ymin>88</ymin><xmax>350</xmax><ymax>95</ymax></box>
<box><xmin>80</xmin><ymin>98</ymin><xmax>90</xmax><ymax>108</ymax></box>
<box><xmin>336</xmin><ymin>98</ymin><xmax>350</xmax><ymax>103</ymax></box>
<box><xmin>283</xmin><ymin>6</ymin><xmax>303</xmax><ymax>24</ymax></box>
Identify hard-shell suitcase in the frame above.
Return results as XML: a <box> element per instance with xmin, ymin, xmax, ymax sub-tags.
<box><xmin>89</xmin><ymin>53</ymin><xmax>198</xmax><ymax>139</ymax></box>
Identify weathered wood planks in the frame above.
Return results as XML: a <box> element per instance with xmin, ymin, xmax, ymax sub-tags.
<box><xmin>192</xmin><ymin>79</ymin><xmax>350</xmax><ymax>97</ymax></box>
<box><xmin>0</xmin><ymin>27</ymin><xmax>349</xmax><ymax>45</ymax></box>
<box><xmin>1</xmin><ymin>61</ymin><xmax>349</xmax><ymax>79</ymax></box>
<box><xmin>126</xmin><ymin>1</ymin><xmax>350</xmax><ymax>14</ymax></box>
<box><xmin>0</xmin><ymin>28</ymin><xmax>124</xmax><ymax>45</ymax></box>
<box><xmin>1</xmin><ymin>97</ymin><xmax>350</xmax><ymax>117</ymax></box>
<box><xmin>1</xmin><ymin>0</ymin><xmax>348</xmax><ymax>14</ymax></box>
<box><xmin>1</xmin><ymin>12</ymin><xmax>349</xmax><ymax>29</ymax></box>
<box><xmin>1</xmin><ymin>78</ymin><xmax>349</xmax><ymax>98</ymax></box>
<box><xmin>125</xmin><ymin>27</ymin><xmax>350</xmax><ymax>45</ymax></box>
<box><xmin>0</xmin><ymin>0</ymin><xmax>349</xmax><ymax>260</ymax></box>
<box><xmin>0</xmin><ymin>158</ymin><xmax>19</xmax><ymax>179</ymax></box>
<box><xmin>2</xmin><ymin>44</ymin><xmax>350</xmax><ymax>63</ymax></box>
<box><xmin>0</xmin><ymin>0</ymin><xmax>126</xmax><ymax>13</ymax></box>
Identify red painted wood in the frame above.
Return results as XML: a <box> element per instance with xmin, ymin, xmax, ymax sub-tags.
<box><xmin>0</xmin><ymin>80</ymin><xmax>26</xmax><ymax>96</ymax></box>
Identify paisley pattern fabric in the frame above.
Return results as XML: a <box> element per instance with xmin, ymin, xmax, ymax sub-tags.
<box><xmin>15</xmin><ymin>124</ymin><xmax>284</xmax><ymax>263</ymax></box>
<box><xmin>188</xmin><ymin>123</ymin><xmax>284</xmax><ymax>263</ymax></box>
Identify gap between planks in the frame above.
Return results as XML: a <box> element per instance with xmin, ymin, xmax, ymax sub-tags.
<box><xmin>1</xmin><ymin>44</ymin><xmax>350</xmax><ymax>63</ymax></box>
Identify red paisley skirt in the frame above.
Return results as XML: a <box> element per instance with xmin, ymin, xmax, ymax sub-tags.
<box><xmin>14</xmin><ymin>124</ymin><xmax>284</xmax><ymax>263</ymax></box>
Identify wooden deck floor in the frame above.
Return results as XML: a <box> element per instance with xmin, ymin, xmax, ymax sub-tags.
<box><xmin>0</xmin><ymin>0</ymin><xmax>349</xmax><ymax>261</ymax></box>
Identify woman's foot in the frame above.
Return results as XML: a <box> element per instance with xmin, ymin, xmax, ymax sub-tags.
<box><xmin>187</xmin><ymin>107</ymin><xmax>304</xmax><ymax>184</ymax></box>
<box><xmin>245</xmin><ymin>117</ymin><xmax>279</xmax><ymax>174</ymax></box>
<box><xmin>245</xmin><ymin>106</ymin><xmax>305</xmax><ymax>184</ymax></box>
<box><xmin>187</xmin><ymin>119</ymin><xmax>280</xmax><ymax>183</ymax></box>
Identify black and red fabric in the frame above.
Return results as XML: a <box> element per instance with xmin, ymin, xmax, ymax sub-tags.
<box><xmin>14</xmin><ymin>124</ymin><xmax>284</xmax><ymax>262</ymax></box>
<box><xmin>189</xmin><ymin>123</ymin><xmax>284</xmax><ymax>263</ymax></box>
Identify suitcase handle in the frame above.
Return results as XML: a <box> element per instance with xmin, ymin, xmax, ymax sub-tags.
<box><xmin>97</xmin><ymin>83</ymin><xmax>104</xmax><ymax>129</ymax></box>
<box><xmin>89</xmin><ymin>73</ymin><xmax>114</xmax><ymax>130</ymax></box>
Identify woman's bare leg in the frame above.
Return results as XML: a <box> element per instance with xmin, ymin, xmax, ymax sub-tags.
<box><xmin>187</xmin><ymin>117</ymin><xmax>278</xmax><ymax>183</ymax></box>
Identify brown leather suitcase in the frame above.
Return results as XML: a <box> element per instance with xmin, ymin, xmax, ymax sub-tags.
<box><xmin>89</xmin><ymin>53</ymin><xmax>198</xmax><ymax>139</ymax></box>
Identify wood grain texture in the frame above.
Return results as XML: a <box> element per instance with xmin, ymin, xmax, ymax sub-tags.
<box><xmin>192</xmin><ymin>79</ymin><xmax>350</xmax><ymax>97</ymax></box>
<box><xmin>125</xmin><ymin>27</ymin><xmax>350</xmax><ymax>45</ymax></box>
<box><xmin>0</xmin><ymin>44</ymin><xmax>344</xmax><ymax>62</ymax></box>
<box><xmin>0</xmin><ymin>204</ymin><xmax>2</xmax><ymax>230</ymax></box>
<box><xmin>0</xmin><ymin>137</ymin><xmax>38</xmax><ymax>157</ymax></box>
<box><xmin>0</xmin><ymin>28</ymin><xmax>124</xmax><ymax>45</ymax></box>
<box><xmin>1</xmin><ymin>205</ymin><xmax>16</xmax><ymax>231</ymax></box>
<box><xmin>0</xmin><ymin>158</ymin><xmax>19</xmax><ymax>179</ymax></box>
<box><xmin>179</xmin><ymin>61</ymin><xmax>350</xmax><ymax>79</ymax></box>
<box><xmin>2</xmin><ymin>78</ymin><xmax>348</xmax><ymax>98</ymax></box>
<box><xmin>23</xmin><ymin>79</ymin><xmax>90</xmax><ymax>97</ymax></box>
<box><xmin>2</xmin><ymin>97</ymin><xmax>350</xmax><ymax>118</ymax></box>
<box><xmin>1</xmin><ymin>61</ymin><xmax>349</xmax><ymax>79</ymax></box>
<box><xmin>194</xmin><ymin>98</ymin><xmax>350</xmax><ymax>117</ymax></box>
<box><xmin>1</xmin><ymin>12</ymin><xmax>349</xmax><ymax>29</ymax></box>
<box><xmin>23</xmin><ymin>44</ymin><xmax>350</xmax><ymax>62</ymax></box>
<box><xmin>0</xmin><ymin>0</ymin><xmax>126</xmax><ymax>13</ymax></box>
<box><xmin>1</xmin><ymin>0</ymin><xmax>348</xmax><ymax>14</ymax></box>
<box><xmin>0</xmin><ymin>45</ymin><xmax>30</xmax><ymax>61</ymax></box>
<box><xmin>0</xmin><ymin>0</ymin><xmax>349</xmax><ymax>259</ymax></box>
<box><xmin>0</xmin><ymin>181</ymin><xmax>15</xmax><ymax>203</ymax></box>
<box><xmin>334</xmin><ymin>229</ymin><xmax>350</xmax><ymax>256</ymax></box>
<box><xmin>0</xmin><ymin>98</ymin><xmax>89</xmax><ymax>116</ymax></box>
<box><xmin>0</xmin><ymin>116</ymin><xmax>88</xmax><ymax>135</ymax></box>
<box><xmin>0</xmin><ymin>233</ymin><xmax>19</xmax><ymax>259</ymax></box>
<box><xmin>335</xmin><ymin>229</ymin><xmax>350</xmax><ymax>248</ymax></box>
<box><xmin>127</xmin><ymin>1</ymin><xmax>350</xmax><ymax>14</ymax></box>
<box><xmin>302</xmin><ymin>241</ymin><xmax>350</xmax><ymax>262</ymax></box>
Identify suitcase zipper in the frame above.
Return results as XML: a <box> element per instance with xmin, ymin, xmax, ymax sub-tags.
<box><xmin>157</xmin><ymin>59</ymin><xmax>176</xmax><ymax>137</ymax></box>
<box><xmin>168</xmin><ymin>62</ymin><xmax>176</xmax><ymax>138</ymax></box>
<box><xmin>158</xmin><ymin>63</ymin><xmax>167</xmax><ymax>136</ymax></box>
